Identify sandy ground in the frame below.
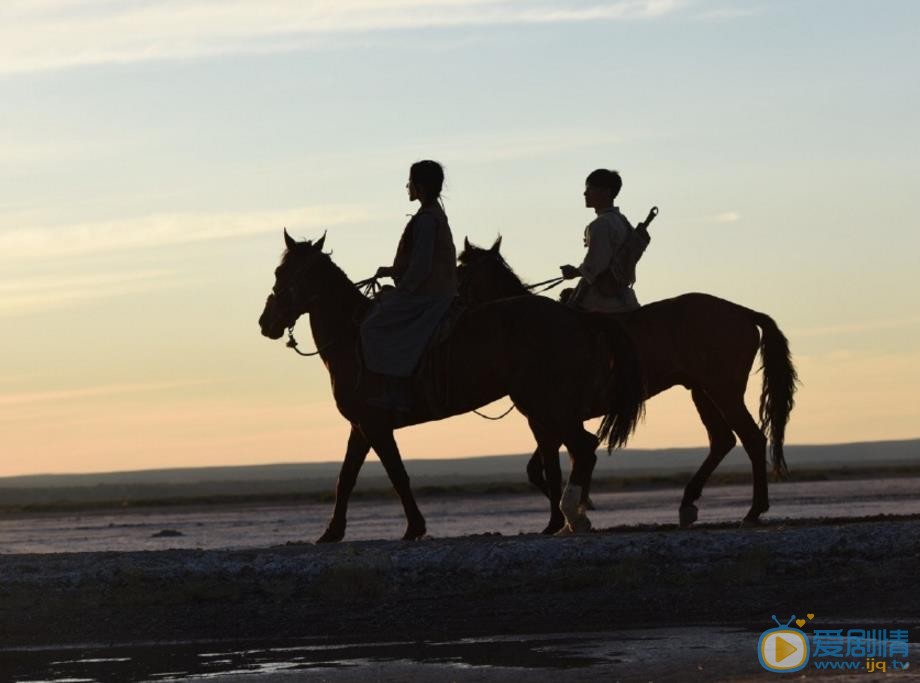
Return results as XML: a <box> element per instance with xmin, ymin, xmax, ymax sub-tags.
<box><xmin>1</xmin><ymin>516</ymin><xmax>919</xmax><ymax>681</ymax></box>
<box><xmin>5</xmin><ymin>476</ymin><xmax>920</xmax><ymax>554</ymax></box>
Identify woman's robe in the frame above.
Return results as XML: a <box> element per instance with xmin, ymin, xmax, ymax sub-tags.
<box><xmin>360</xmin><ymin>204</ymin><xmax>458</xmax><ymax>377</ymax></box>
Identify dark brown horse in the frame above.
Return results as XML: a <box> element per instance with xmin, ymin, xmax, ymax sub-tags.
<box><xmin>458</xmin><ymin>237</ymin><xmax>798</xmax><ymax>527</ymax></box>
<box><xmin>258</xmin><ymin>231</ymin><xmax>646</xmax><ymax>541</ymax></box>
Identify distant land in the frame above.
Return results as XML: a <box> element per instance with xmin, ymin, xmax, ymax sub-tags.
<box><xmin>0</xmin><ymin>439</ymin><xmax>917</xmax><ymax>512</ymax></box>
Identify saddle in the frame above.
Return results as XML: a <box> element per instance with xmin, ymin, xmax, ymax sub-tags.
<box><xmin>355</xmin><ymin>296</ymin><xmax>467</xmax><ymax>417</ymax></box>
<box><xmin>413</xmin><ymin>297</ymin><xmax>467</xmax><ymax>417</ymax></box>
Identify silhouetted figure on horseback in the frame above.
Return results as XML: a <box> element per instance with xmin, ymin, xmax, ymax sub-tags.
<box><xmin>362</xmin><ymin>160</ymin><xmax>458</xmax><ymax>412</ymax></box>
<box><xmin>560</xmin><ymin>168</ymin><xmax>654</xmax><ymax>313</ymax></box>
<box><xmin>258</xmin><ymin>164</ymin><xmax>647</xmax><ymax>541</ymax></box>
<box><xmin>458</xmin><ymin>167</ymin><xmax>798</xmax><ymax>528</ymax></box>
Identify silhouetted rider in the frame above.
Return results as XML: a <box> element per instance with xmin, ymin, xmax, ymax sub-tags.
<box><xmin>560</xmin><ymin>168</ymin><xmax>651</xmax><ymax>313</ymax></box>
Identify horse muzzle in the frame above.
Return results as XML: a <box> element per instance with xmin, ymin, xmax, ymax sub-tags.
<box><xmin>259</xmin><ymin>297</ymin><xmax>288</xmax><ymax>340</ymax></box>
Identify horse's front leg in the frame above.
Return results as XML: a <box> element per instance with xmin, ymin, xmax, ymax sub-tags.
<box><xmin>364</xmin><ymin>424</ymin><xmax>427</xmax><ymax>540</ymax></box>
<box><xmin>316</xmin><ymin>425</ymin><xmax>371</xmax><ymax>543</ymax></box>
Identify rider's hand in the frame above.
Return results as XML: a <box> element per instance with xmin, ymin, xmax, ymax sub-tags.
<box><xmin>560</xmin><ymin>264</ymin><xmax>580</xmax><ymax>280</ymax></box>
<box><xmin>375</xmin><ymin>266</ymin><xmax>394</xmax><ymax>279</ymax></box>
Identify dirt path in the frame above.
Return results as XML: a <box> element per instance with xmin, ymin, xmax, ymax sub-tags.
<box><xmin>1</xmin><ymin>515</ymin><xmax>918</xmax><ymax>652</ymax></box>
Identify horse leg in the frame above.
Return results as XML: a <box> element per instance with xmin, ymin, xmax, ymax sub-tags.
<box><xmin>316</xmin><ymin>425</ymin><xmax>371</xmax><ymax>543</ymax></box>
<box><xmin>558</xmin><ymin>426</ymin><xmax>598</xmax><ymax>534</ymax></box>
<box><xmin>678</xmin><ymin>389</ymin><xmax>738</xmax><ymax>528</ymax></box>
<box><xmin>710</xmin><ymin>395</ymin><xmax>769</xmax><ymax>526</ymax></box>
<box><xmin>527</xmin><ymin>450</ymin><xmax>593</xmax><ymax>508</ymax></box>
<box><xmin>364</xmin><ymin>424</ymin><xmax>427</xmax><ymax>540</ymax></box>
<box><xmin>542</xmin><ymin>446</ymin><xmax>565</xmax><ymax>533</ymax></box>
<box><xmin>527</xmin><ymin>418</ymin><xmax>565</xmax><ymax>534</ymax></box>
<box><xmin>528</xmin><ymin>443</ymin><xmax>594</xmax><ymax>522</ymax></box>
<box><xmin>526</xmin><ymin>449</ymin><xmax>550</xmax><ymax>499</ymax></box>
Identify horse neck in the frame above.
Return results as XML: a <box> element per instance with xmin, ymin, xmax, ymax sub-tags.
<box><xmin>492</xmin><ymin>260</ymin><xmax>530</xmax><ymax>298</ymax></box>
<box><xmin>306</xmin><ymin>260</ymin><xmax>369</xmax><ymax>360</ymax></box>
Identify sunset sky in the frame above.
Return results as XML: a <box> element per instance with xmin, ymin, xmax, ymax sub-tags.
<box><xmin>1</xmin><ymin>0</ymin><xmax>918</xmax><ymax>477</ymax></box>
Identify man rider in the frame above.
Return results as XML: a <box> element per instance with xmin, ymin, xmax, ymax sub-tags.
<box><xmin>560</xmin><ymin>168</ymin><xmax>650</xmax><ymax>313</ymax></box>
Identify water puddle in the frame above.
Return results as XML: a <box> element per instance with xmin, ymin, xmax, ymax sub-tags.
<box><xmin>0</xmin><ymin>634</ymin><xmax>605</xmax><ymax>681</ymax></box>
<box><xmin>4</xmin><ymin>625</ymin><xmax>915</xmax><ymax>681</ymax></box>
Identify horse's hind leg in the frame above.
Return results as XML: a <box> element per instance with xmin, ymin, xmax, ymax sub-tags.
<box><xmin>559</xmin><ymin>426</ymin><xmax>598</xmax><ymax>534</ymax></box>
<box><xmin>529</xmin><ymin>448</ymin><xmax>596</xmax><ymax>511</ymax></box>
<box><xmin>363</xmin><ymin>424</ymin><xmax>427</xmax><ymax>540</ymax></box>
<box><xmin>709</xmin><ymin>393</ymin><xmax>769</xmax><ymax>526</ymax></box>
<box><xmin>527</xmin><ymin>419</ymin><xmax>565</xmax><ymax>534</ymax></box>
<box><xmin>526</xmin><ymin>449</ymin><xmax>550</xmax><ymax>499</ymax></box>
<box><xmin>678</xmin><ymin>389</ymin><xmax>738</xmax><ymax>528</ymax></box>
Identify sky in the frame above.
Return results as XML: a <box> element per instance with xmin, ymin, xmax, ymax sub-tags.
<box><xmin>1</xmin><ymin>0</ymin><xmax>918</xmax><ymax>477</ymax></box>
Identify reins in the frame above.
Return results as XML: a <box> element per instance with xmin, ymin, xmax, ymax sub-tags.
<box><xmin>526</xmin><ymin>276</ymin><xmax>566</xmax><ymax>295</ymax></box>
<box><xmin>286</xmin><ymin>326</ymin><xmax>336</xmax><ymax>357</ymax></box>
<box><xmin>354</xmin><ymin>276</ymin><xmax>381</xmax><ymax>298</ymax></box>
<box><xmin>286</xmin><ymin>275</ymin><xmax>380</xmax><ymax>357</ymax></box>
<box><xmin>472</xmin><ymin>404</ymin><xmax>516</xmax><ymax>420</ymax></box>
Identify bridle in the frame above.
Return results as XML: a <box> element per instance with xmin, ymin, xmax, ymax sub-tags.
<box><xmin>282</xmin><ymin>274</ymin><xmax>380</xmax><ymax>358</ymax></box>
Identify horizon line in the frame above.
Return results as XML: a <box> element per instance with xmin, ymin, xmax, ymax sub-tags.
<box><xmin>2</xmin><ymin>435</ymin><xmax>917</xmax><ymax>482</ymax></box>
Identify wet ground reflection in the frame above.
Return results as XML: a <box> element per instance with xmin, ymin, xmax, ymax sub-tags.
<box><xmin>1</xmin><ymin>634</ymin><xmax>607</xmax><ymax>681</ymax></box>
<box><xmin>4</xmin><ymin>625</ymin><xmax>916</xmax><ymax>681</ymax></box>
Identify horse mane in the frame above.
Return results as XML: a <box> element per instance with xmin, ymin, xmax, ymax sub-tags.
<box><xmin>460</xmin><ymin>240</ymin><xmax>530</xmax><ymax>296</ymax></box>
<box><xmin>283</xmin><ymin>240</ymin><xmax>369</xmax><ymax>305</ymax></box>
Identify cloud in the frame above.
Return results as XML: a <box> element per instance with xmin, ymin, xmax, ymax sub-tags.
<box><xmin>695</xmin><ymin>5</ymin><xmax>762</xmax><ymax>21</ymax></box>
<box><xmin>0</xmin><ymin>380</ymin><xmax>208</xmax><ymax>407</ymax></box>
<box><xmin>790</xmin><ymin>315</ymin><xmax>920</xmax><ymax>339</ymax></box>
<box><xmin>414</xmin><ymin>127</ymin><xmax>655</xmax><ymax>164</ymax></box>
<box><xmin>0</xmin><ymin>269</ymin><xmax>180</xmax><ymax>316</ymax></box>
<box><xmin>0</xmin><ymin>205</ymin><xmax>367</xmax><ymax>261</ymax></box>
<box><xmin>710</xmin><ymin>211</ymin><xmax>740</xmax><ymax>223</ymax></box>
<box><xmin>0</xmin><ymin>138</ymin><xmax>106</xmax><ymax>167</ymax></box>
<box><xmin>0</xmin><ymin>0</ymin><xmax>686</xmax><ymax>74</ymax></box>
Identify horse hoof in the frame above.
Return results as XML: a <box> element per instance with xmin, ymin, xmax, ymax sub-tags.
<box><xmin>542</xmin><ymin>519</ymin><xmax>566</xmax><ymax>535</ymax></box>
<box><xmin>570</xmin><ymin>515</ymin><xmax>592</xmax><ymax>534</ymax></box>
<box><xmin>679</xmin><ymin>505</ymin><xmax>698</xmax><ymax>528</ymax></box>
<box><xmin>316</xmin><ymin>528</ymin><xmax>344</xmax><ymax>544</ymax></box>
<box><xmin>557</xmin><ymin>515</ymin><xmax>591</xmax><ymax>535</ymax></box>
<box><xmin>740</xmin><ymin>517</ymin><xmax>764</xmax><ymax>528</ymax></box>
<box><xmin>402</xmin><ymin>524</ymin><xmax>427</xmax><ymax>540</ymax></box>
<box><xmin>584</xmin><ymin>496</ymin><xmax>597</xmax><ymax>512</ymax></box>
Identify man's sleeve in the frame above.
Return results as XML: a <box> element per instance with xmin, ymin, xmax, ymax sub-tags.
<box><xmin>397</xmin><ymin>214</ymin><xmax>437</xmax><ymax>293</ymax></box>
<box><xmin>577</xmin><ymin>219</ymin><xmax>612</xmax><ymax>284</ymax></box>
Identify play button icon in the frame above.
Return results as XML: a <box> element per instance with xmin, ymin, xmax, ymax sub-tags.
<box><xmin>759</xmin><ymin>629</ymin><xmax>810</xmax><ymax>672</ymax></box>
<box><xmin>775</xmin><ymin>635</ymin><xmax>799</xmax><ymax>662</ymax></box>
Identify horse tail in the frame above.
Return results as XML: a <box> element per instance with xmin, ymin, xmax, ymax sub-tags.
<box><xmin>751</xmin><ymin>311</ymin><xmax>799</xmax><ymax>479</ymax></box>
<box><xmin>596</xmin><ymin>316</ymin><xmax>647</xmax><ymax>451</ymax></box>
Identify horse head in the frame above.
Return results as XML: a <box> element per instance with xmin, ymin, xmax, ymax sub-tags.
<box><xmin>258</xmin><ymin>229</ymin><xmax>327</xmax><ymax>339</ymax></box>
<box><xmin>457</xmin><ymin>235</ymin><xmax>526</xmax><ymax>304</ymax></box>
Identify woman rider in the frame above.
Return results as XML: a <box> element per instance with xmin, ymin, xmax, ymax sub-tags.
<box><xmin>361</xmin><ymin>160</ymin><xmax>458</xmax><ymax>411</ymax></box>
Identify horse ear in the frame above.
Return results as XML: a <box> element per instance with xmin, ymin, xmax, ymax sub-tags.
<box><xmin>463</xmin><ymin>236</ymin><xmax>471</xmax><ymax>251</ymax></box>
<box><xmin>314</xmin><ymin>231</ymin><xmax>327</xmax><ymax>252</ymax></box>
<box><xmin>284</xmin><ymin>228</ymin><xmax>296</xmax><ymax>250</ymax></box>
<box><xmin>490</xmin><ymin>235</ymin><xmax>502</xmax><ymax>253</ymax></box>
